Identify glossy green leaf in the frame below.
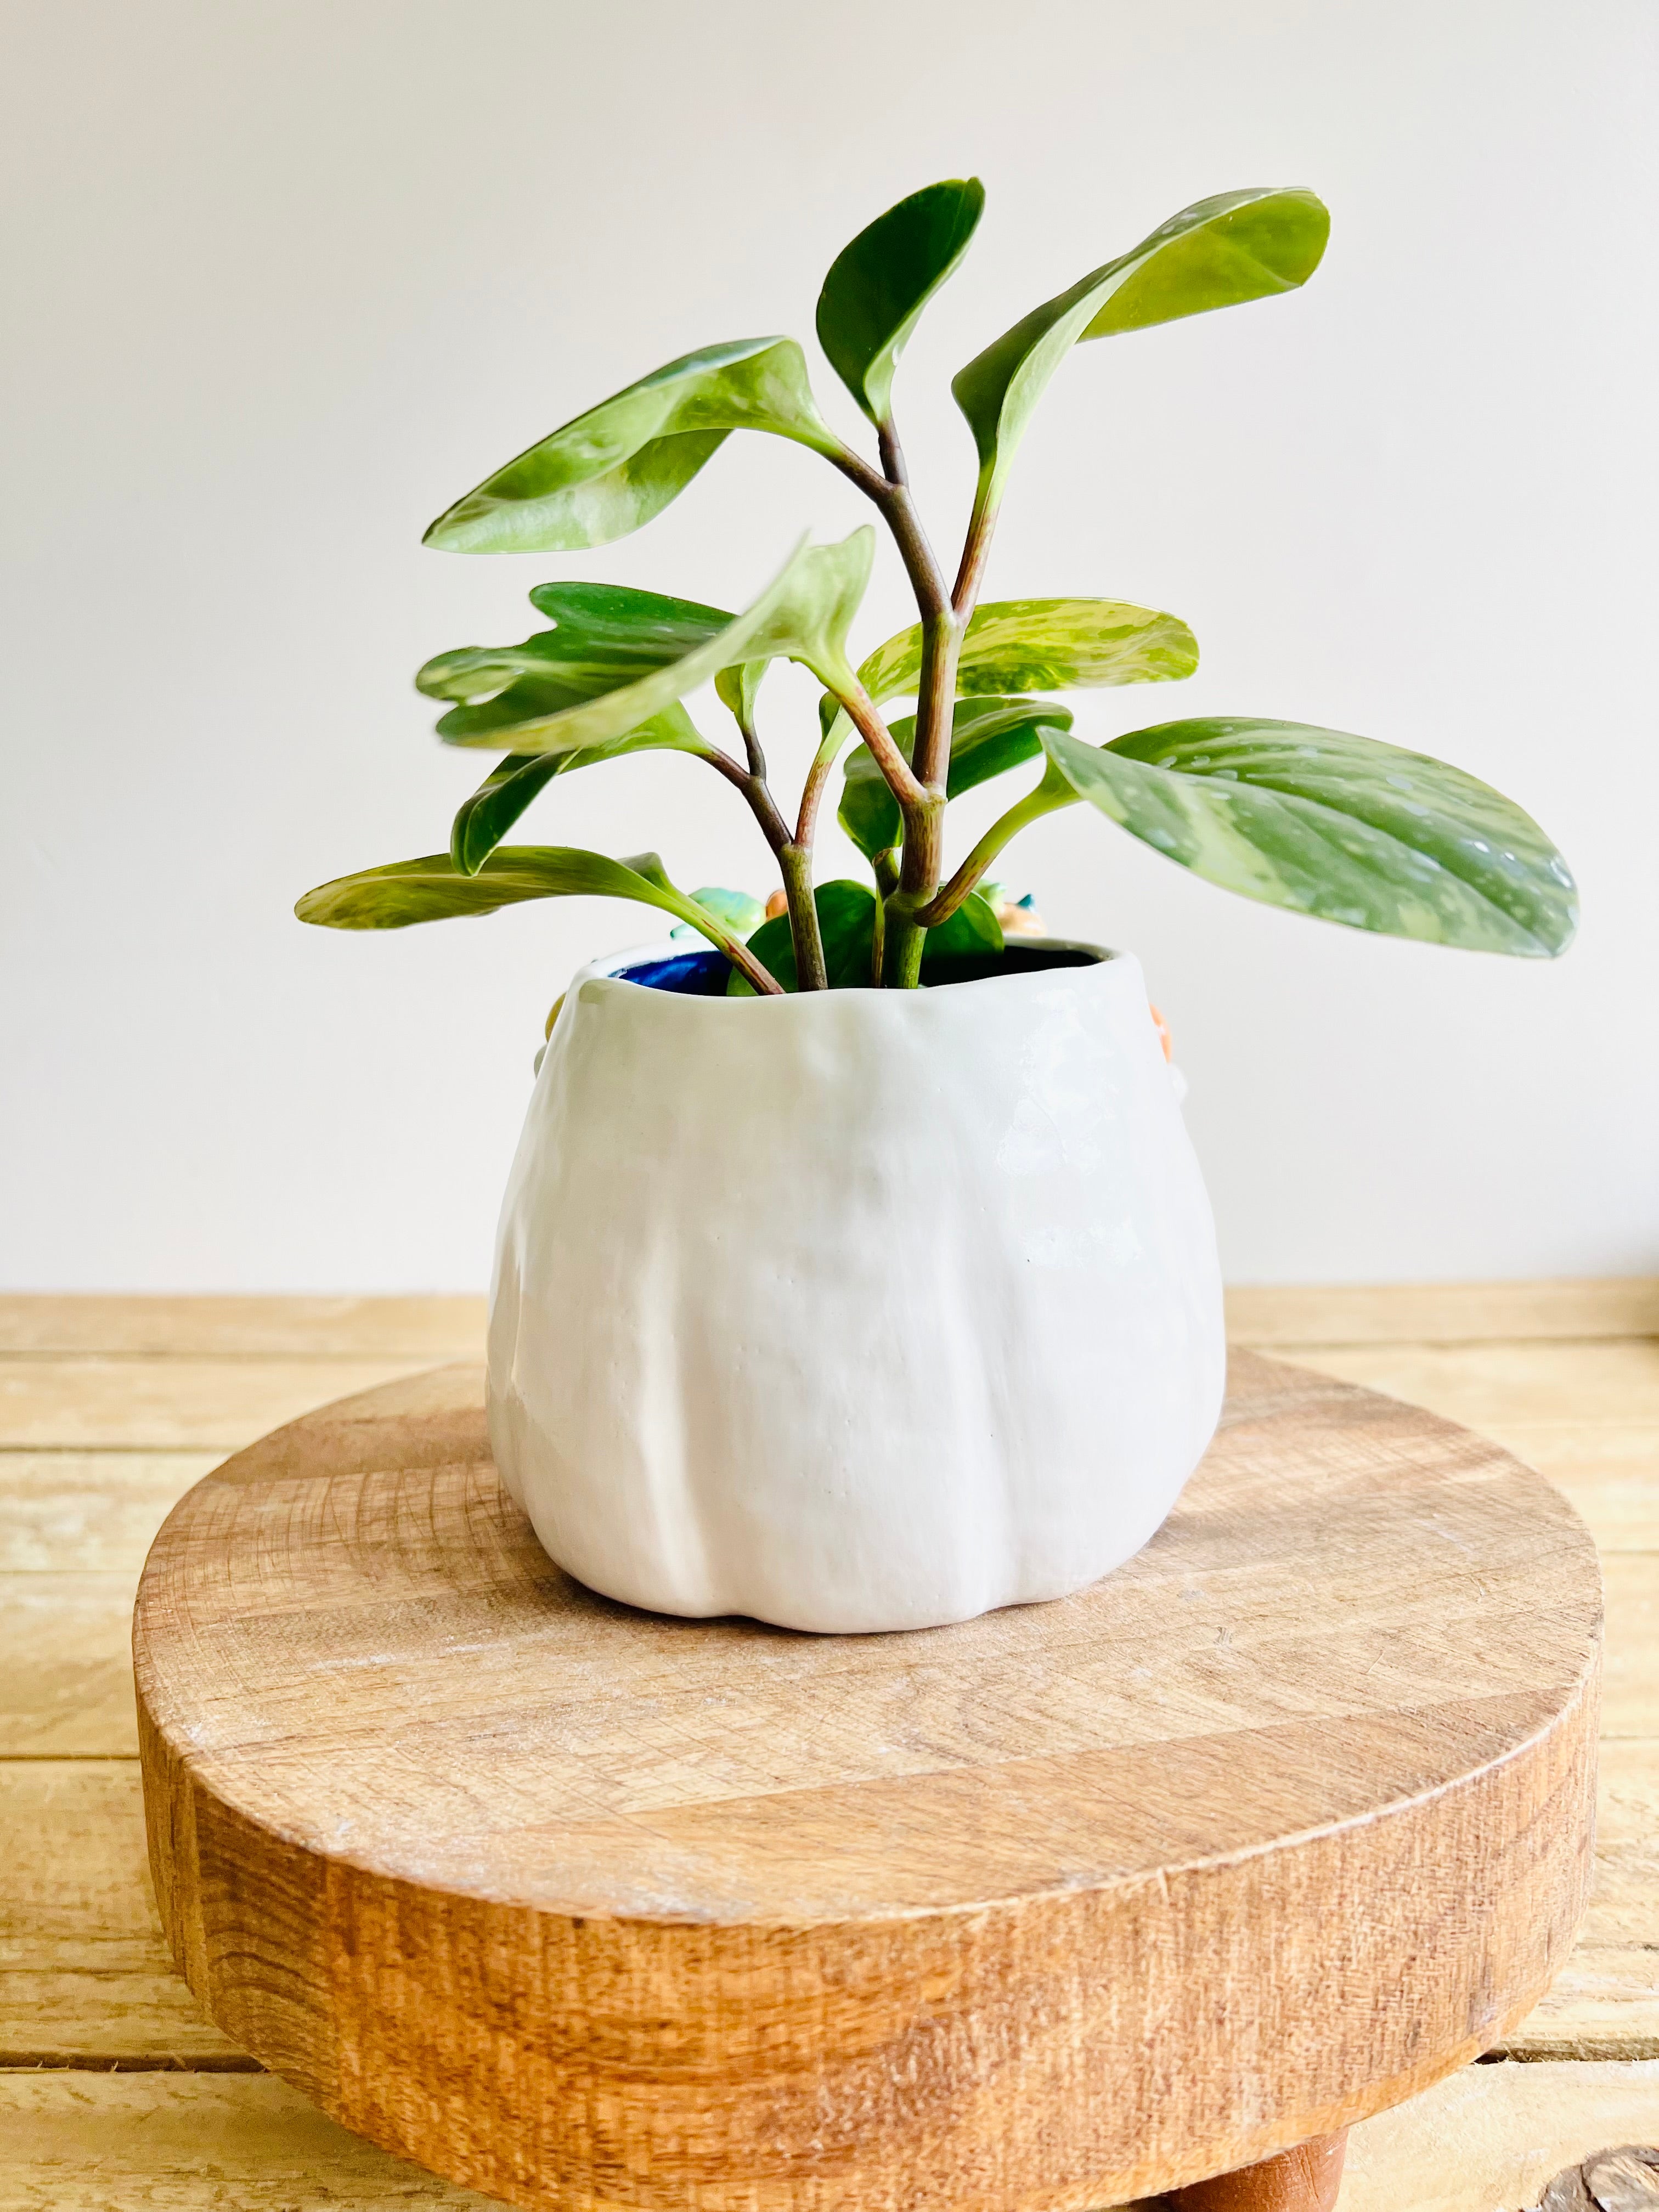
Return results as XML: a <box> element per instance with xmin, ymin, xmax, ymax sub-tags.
<box><xmin>856</xmin><ymin>597</ymin><xmax>1198</xmax><ymax>706</ymax></box>
<box><xmin>424</xmin><ymin>583</ymin><xmax>731</xmax><ymax>872</ymax></box>
<box><xmin>922</xmin><ymin>888</ymin><xmax>1004</xmax><ymax>964</ymax></box>
<box><xmin>729</xmin><ymin>881</ymin><xmax>879</xmax><ymax>994</ymax></box>
<box><xmin>448</xmin><ymin>710</ymin><xmax>701</xmax><ymax>876</ymax></box>
<box><xmin>294</xmin><ymin>847</ymin><xmax>761</xmax><ymax>963</ymax></box>
<box><xmin>438</xmin><ymin>530</ymin><xmax>874</xmax><ymax>757</ymax></box>
<box><xmin>733</xmin><ymin>527</ymin><xmax>874</xmax><ymax>696</ymax></box>
<box><xmin>838</xmin><ymin>695</ymin><xmax>1072</xmax><ymax>862</ymax></box>
<box><xmin>728</xmin><ymin>881</ymin><xmax>1004</xmax><ymax>993</ymax></box>
<box><xmin>816</xmin><ymin>178</ymin><xmax>985</xmax><ymax>424</ymax></box>
<box><xmin>423</xmin><ymin>338</ymin><xmax>841</xmax><ymax>555</ymax></box>
<box><xmin>816</xmin><ymin>592</ymin><xmax>1171</xmax><ymax>791</ymax></box>
<box><xmin>953</xmin><ymin>188</ymin><xmax>1329</xmax><ymax>508</ymax></box>
<box><xmin>1040</xmin><ymin>719</ymin><xmax>1576</xmax><ymax>956</ymax></box>
<box><xmin>419</xmin><ymin>583</ymin><xmax>733</xmax><ymax>720</ymax></box>
<box><xmin>452</xmin><ymin>755</ymin><xmax>559</xmax><ymax>874</ymax></box>
<box><xmin>714</xmin><ymin>659</ymin><xmax>768</xmax><ymax>732</ymax></box>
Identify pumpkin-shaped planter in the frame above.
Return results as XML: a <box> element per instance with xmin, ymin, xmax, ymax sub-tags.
<box><xmin>298</xmin><ymin>172</ymin><xmax>1575</xmax><ymax>1645</ymax></box>
<box><xmin>488</xmin><ymin>937</ymin><xmax>1225</xmax><ymax>1634</ymax></box>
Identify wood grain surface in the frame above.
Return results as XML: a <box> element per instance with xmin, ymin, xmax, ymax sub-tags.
<box><xmin>1338</xmin><ymin>2059</ymin><xmax>1659</xmax><ymax>2212</ymax></box>
<box><xmin>0</xmin><ymin>1356</ymin><xmax>432</xmax><ymax>1450</ymax></box>
<box><xmin>0</xmin><ymin>1762</ymin><xmax>251</xmax><ymax>2067</ymax></box>
<box><xmin>9</xmin><ymin>1742</ymin><xmax>1654</xmax><ymax>2080</ymax></box>
<box><xmin>134</xmin><ymin>1352</ymin><xmax>1602</xmax><ymax>2212</ymax></box>
<box><xmin>17</xmin><ymin>1278</ymin><xmax>1656</xmax><ymax>1359</ymax></box>
<box><xmin>0</xmin><ymin>1293</ymin><xmax>487</xmax><ymax>1360</ymax></box>
<box><xmin>1223</xmin><ymin>1279</ymin><xmax>1659</xmax><ymax>1347</ymax></box>
<box><xmin>4</xmin><ymin>2060</ymin><xmax>1656</xmax><ymax>2212</ymax></box>
<box><xmin>5</xmin><ymin>1285</ymin><xmax>1653</xmax><ymax>2210</ymax></box>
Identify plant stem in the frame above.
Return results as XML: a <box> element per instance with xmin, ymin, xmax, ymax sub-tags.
<box><xmin>870</xmin><ymin>425</ymin><xmax>961</xmax><ymax>972</ymax></box>
<box><xmin>869</xmin><ymin>849</ymin><xmax>899</xmax><ymax>985</ymax></box>
<box><xmin>882</xmin><ymin>789</ymin><xmax>944</xmax><ymax>988</ymax></box>
<box><xmin>679</xmin><ymin>889</ymin><xmax>787</xmax><ymax>995</ymax></box>
<box><xmin>881</xmin><ymin>904</ymin><xmax>926</xmax><ymax>988</ymax></box>
<box><xmin>951</xmin><ymin>479</ymin><xmax>999</xmax><ymax>618</ymax></box>
<box><xmin>722</xmin><ymin>931</ymin><xmax>788</xmax><ymax>996</ymax></box>
<box><xmin>830</xmin><ymin>424</ymin><xmax>952</xmax><ymax>622</ymax></box>
<box><xmin>778</xmin><ymin>842</ymin><xmax>827</xmax><ymax>991</ymax></box>
<box><xmin>917</xmin><ymin>769</ymin><xmax>1077</xmax><ymax>928</ymax></box>
<box><xmin>882</xmin><ymin>483</ymin><xmax>952</xmax><ymax>618</ymax></box>
<box><xmin>688</xmin><ymin>741</ymin><xmax>807</xmax><ymax>990</ymax></box>
<box><xmin>795</xmin><ymin>748</ymin><xmax>834</xmax><ymax>849</ymax></box>
<box><xmin>736</xmin><ymin>708</ymin><xmax>766</xmax><ymax>783</ymax></box>
<box><xmin>910</xmin><ymin>608</ymin><xmax>961</xmax><ymax>792</ymax></box>
<box><xmin>693</xmin><ymin>743</ymin><xmax>793</xmax><ymax>852</ymax></box>
<box><xmin>822</xmin><ymin>439</ymin><xmax>890</xmax><ymax>506</ymax></box>
<box><xmin>824</xmin><ymin>425</ymin><xmax>974</xmax><ymax>987</ymax></box>
<box><xmin>836</xmin><ymin>683</ymin><xmax>928</xmax><ymax>812</ymax></box>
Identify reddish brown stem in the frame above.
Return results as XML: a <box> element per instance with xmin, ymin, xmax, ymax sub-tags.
<box><xmin>692</xmin><ymin>744</ymin><xmax>792</xmax><ymax>854</ymax></box>
<box><xmin>796</xmin><ymin>753</ymin><xmax>835</xmax><ymax>849</ymax></box>
<box><xmin>836</xmin><ymin>685</ymin><xmax>928</xmax><ymax>813</ymax></box>
<box><xmin>721</xmin><ymin>935</ymin><xmax>786</xmax><ymax>996</ymax></box>
<box><xmin>951</xmin><ymin>484</ymin><xmax>998</xmax><ymax>618</ymax></box>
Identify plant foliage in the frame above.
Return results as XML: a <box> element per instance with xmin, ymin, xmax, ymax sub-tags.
<box><xmin>817</xmin><ymin>178</ymin><xmax>985</xmax><ymax>426</ymax></box>
<box><xmin>300</xmin><ymin>178</ymin><xmax>1575</xmax><ymax>1003</ymax></box>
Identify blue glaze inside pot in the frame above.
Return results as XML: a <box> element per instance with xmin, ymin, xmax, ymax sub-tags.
<box><xmin>615</xmin><ymin>950</ymin><xmax>733</xmax><ymax>995</ymax></box>
<box><xmin>616</xmin><ymin>943</ymin><xmax>1105</xmax><ymax>995</ymax></box>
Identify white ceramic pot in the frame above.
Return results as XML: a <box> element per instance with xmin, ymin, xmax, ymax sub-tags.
<box><xmin>488</xmin><ymin>939</ymin><xmax>1225</xmax><ymax>1635</ymax></box>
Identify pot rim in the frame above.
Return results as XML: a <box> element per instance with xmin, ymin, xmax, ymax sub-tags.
<box><xmin>574</xmin><ymin>934</ymin><xmax>1124</xmax><ymax>1012</ymax></box>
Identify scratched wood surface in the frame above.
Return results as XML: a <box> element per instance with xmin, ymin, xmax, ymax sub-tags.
<box><xmin>1</xmin><ymin>1285</ymin><xmax>1654</xmax><ymax>2212</ymax></box>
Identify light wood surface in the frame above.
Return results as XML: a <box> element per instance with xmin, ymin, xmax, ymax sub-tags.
<box><xmin>0</xmin><ymin>1451</ymin><xmax>222</xmax><ymax>1573</ymax></box>
<box><xmin>12</xmin><ymin>1277</ymin><xmax>1658</xmax><ymax>1359</ymax></box>
<box><xmin>2</xmin><ymin>1283</ymin><xmax>1654</xmax><ymax>2211</ymax></box>
<box><xmin>0</xmin><ymin>1762</ymin><xmax>251</xmax><ymax>2067</ymax></box>
<box><xmin>3</xmin><ymin>2061</ymin><xmax>1655</xmax><ymax>2212</ymax></box>
<box><xmin>0</xmin><ymin>2073</ymin><xmax>505</xmax><ymax>2208</ymax></box>
<box><xmin>1339</xmin><ymin>2059</ymin><xmax>1659</xmax><ymax>2211</ymax></box>
<box><xmin>133</xmin><ymin>1353</ymin><xmax>1600</xmax><ymax>2211</ymax></box>
<box><xmin>1223</xmin><ymin>1278</ymin><xmax>1659</xmax><ymax>1346</ymax></box>
<box><xmin>0</xmin><ymin>1355</ymin><xmax>432</xmax><ymax>1449</ymax></box>
<box><xmin>0</xmin><ymin>1571</ymin><xmax>143</xmax><ymax>1756</ymax></box>
<box><xmin>0</xmin><ymin>1293</ymin><xmax>488</xmax><ymax>1359</ymax></box>
<box><xmin>1283</xmin><ymin>1340</ymin><xmax>1659</xmax><ymax>1429</ymax></box>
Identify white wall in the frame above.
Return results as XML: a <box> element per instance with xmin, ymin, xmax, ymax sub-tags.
<box><xmin>3</xmin><ymin>0</ymin><xmax>1655</xmax><ymax>1291</ymax></box>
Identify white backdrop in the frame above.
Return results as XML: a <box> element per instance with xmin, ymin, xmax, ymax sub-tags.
<box><xmin>3</xmin><ymin>0</ymin><xmax>1655</xmax><ymax>1290</ymax></box>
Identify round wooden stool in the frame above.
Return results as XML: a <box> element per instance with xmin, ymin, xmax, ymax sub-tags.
<box><xmin>134</xmin><ymin>1352</ymin><xmax>1600</xmax><ymax>2212</ymax></box>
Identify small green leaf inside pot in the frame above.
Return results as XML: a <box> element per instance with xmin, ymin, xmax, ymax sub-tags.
<box><xmin>727</xmin><ymin>884</ymin><xmax>1003</xmax><ymax>994</ymax></box>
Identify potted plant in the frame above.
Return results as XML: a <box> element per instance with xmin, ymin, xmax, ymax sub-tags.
<box><xmin>298</xmin><ymin>182</ymin><xmax>1575</xmax><ymax>1634</ymax></box>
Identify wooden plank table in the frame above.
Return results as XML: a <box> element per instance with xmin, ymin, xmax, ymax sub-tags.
<box><xmin>132</xmin><ymin>1355</ymin><xmax>1603</xmax><ymax>2211</ymax></box>
<box><xmin>2</xmin><ymin>1285</ymin><xmax>1656</xmax><ymax>2210</ymax></box>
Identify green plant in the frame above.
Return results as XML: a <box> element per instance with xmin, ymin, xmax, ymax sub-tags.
<box><xmin>297</xmin><ymin>181</ymin><xmax>1576</xmax><ymax>994</ymax></box>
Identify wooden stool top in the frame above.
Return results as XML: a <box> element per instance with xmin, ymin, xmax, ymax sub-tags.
<box><xmin>135</xmin><ymin>1352</ymin><xmax>1600</xmax><ymax>2211</ymax></box>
